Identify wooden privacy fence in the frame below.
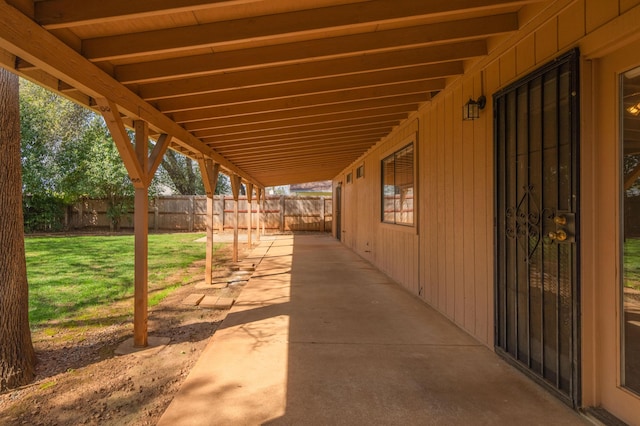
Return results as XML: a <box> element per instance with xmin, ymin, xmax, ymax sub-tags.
<box><xmin>69</xmin><ymin>195</ymin><xmax>333</xmax><ymax>233</ymax></box>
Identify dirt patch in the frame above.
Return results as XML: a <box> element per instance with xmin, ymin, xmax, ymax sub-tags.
<box><xmin>0</xmin><ymin>243</ymin><xmax>252</xmax><ymax>426</ymax></box>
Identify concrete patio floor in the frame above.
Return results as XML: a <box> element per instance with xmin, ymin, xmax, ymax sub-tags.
<box><xmin>158</xmin><ymin>234</ymin><xmax>588</xmax><ymax>425</ymax></box>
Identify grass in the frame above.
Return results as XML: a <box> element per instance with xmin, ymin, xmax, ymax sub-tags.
<box><xmin>25</xmin><ymin>233</ymin><xmax>217</xmax><ymax>325</ymax></box>
<box><xmin>624</xmin><ymin>238</ymin><xmax>640</xmax><ymax>290</ymax></box>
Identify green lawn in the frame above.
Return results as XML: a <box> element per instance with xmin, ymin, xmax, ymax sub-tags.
<box><xmin>625</xmin><ymin>238</ymin><xmax>640</xmax><ymax>290</ymax></box>
<box><xmin>25</xmin><ymin>233</ymin><xmax>215</xmax><ymax>325</ymax></box>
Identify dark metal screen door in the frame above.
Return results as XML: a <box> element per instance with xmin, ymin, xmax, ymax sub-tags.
<box><xmin>495</xmin><ymin>49</ymin><xmax>580</xmax><ymax>406</ymax></box>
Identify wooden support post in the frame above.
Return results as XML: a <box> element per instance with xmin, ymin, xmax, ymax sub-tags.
<box><xmin>262</xmin><ymin>190</ymin><xmax>266</xmax><ymax>236</ymax></box>
<box><xmin>256</xmin><ymin>188</ymin><xmax>261</xmax><ymax>242</ymax></box>
<box><xmin>97</xmin><ymin>98</ymin><xmax>171</xmax><ymax>348</ymax></box>
<box><xmin>198</xmin><ymin>159</ymin><xmax>220</xmax><ymax>285</ymax></box>
<box><xmin>246</xmin><ymin>183</ymin><xmax>254</xmax><ymax>248</ymax></box>
<box><xmin>133</xmin><ymin>120</ymin><xmax>149</xmax><ymax>348</ymax></box>
<box><xmin>230</xmin><ymin>174</ymin><xmax>242</xmax><ymax>263</ymax></box>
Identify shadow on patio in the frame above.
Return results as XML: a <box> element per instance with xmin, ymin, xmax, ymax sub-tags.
<box><xmin>158</xmin><ymin>234</ymin><xmax>587</xmax><ymax>425</ymax></box>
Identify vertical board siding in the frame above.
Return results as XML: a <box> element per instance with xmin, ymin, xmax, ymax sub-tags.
<box><xmin>333</xmin><ymin>0</ymin><xmax>635</xmax><ymax>348</ymax></box>
<box><xmin>453</xmin><ymin>86</ymin><xmax>465</xmax><ymax>326</ymax></box>
<box><xmin>428</xmin><ymin>107</ymin><xmax>440</xmax><ymax>306</ymax></box>
<box><xmin>462</xmin><ymin>78</ymin><xmax>477</xmax><ymax>334</ymax></box>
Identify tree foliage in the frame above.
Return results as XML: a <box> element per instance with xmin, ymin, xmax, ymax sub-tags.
<box><xmin>19</xmin><ymin>79</ymin><xmax>233</xmax><ymax>231</ymax></box>
<box><xmin>158</xmin><ymin>150</ymin><xmax>231</xmax><ymax>195</ymax></box>
<box><xmin>20</xmin><ymin>81</ymin><xmax>155</xmax><ymax>229</ymax></box>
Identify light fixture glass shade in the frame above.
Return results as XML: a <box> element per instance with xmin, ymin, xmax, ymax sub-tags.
<box><xmin>463</xmin><ymin>99</ymin><xmax>480</xmax><ymax>120</ymax></box>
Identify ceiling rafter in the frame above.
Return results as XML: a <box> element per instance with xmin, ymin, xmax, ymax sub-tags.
<box><xmin>80</xmin><ymin>0</ymin><xmax>528</xmax><ymax>61</ymax></box>
<box><xmin>0</xmin><ymin>1</ymin><xmax>263</xmax><ymax>187</ymax></box>
<box><xmin>136</xmin><ymin>55</ymin><xmax>464</xmax><ymax>101</ymax></box>
<box><xmin>200</xmin><ymin>118</ymin><xmax>403</xmax><ymax>143</ymax></box>
<box><xmin>205</xmin><ymin>128</ymin><xmax>391</xmax><ymax>148</ymax></box>
<box><xmin>220</xmin><ymin>140</ymin><xmax>376</xmax><ymax>159</ymax></box>
<box><xmin>212</xmin><ymin>137</ymin><xmax>383</xmax><ymax>155</ymax></box>
<box><xmin>35</xmin><ymin>0</ymin><xmax>252</xmax><ymax>29</ymax></box>
<box><xmin>0</xmin><ymin>0</ymin><xmax>540</xmax><ymax>186</ymax></box>
<box><xmin>194</xmin><ymin>112</ymin><xmax>409</xmax><ymax>138</ymax></box>
<box><xmin>170</xmin><ymin>86</ymin><xmax>433</xmax><ymax>123</ymax></box>
<box><xmin>155</xmin><ymin>74</ymin><xmax>447</xmax><ymax>113</ymax></box>
<box><xmin>114</xmin><ymin>15</ymin><xmax>514</xmax><ymax>84</ymax></box>
<box><xmin>184</xmin><ymin>103</ymin><xmax>419</xmax><ymax>132</ymax></box>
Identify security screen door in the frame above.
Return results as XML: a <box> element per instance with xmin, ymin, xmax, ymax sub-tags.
<box><xmin>494</xmin><ymin>50</ymin><xmax>580</xmax><ymax>406</ymax></box>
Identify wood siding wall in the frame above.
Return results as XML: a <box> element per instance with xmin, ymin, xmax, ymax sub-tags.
<box><xmin>334</xmin><ymin>0</ymin><xmax>640</xmax><ymax>387</ymax></box>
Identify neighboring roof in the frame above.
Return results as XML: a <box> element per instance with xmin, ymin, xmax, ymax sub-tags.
<box><xmin>0</xmin><ymin>0</ymin><xmax>539</xmax><ymax>188</ymax></box>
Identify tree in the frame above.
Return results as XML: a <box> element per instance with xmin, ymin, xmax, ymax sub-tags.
<box><xmin>215</xmin><ymin>173</ymin><xmax>231</xmax><ymax>195</ymax></box>
<box><xmin>81</xmin><ymin>118</ymin><xmax>136</xmax><ymax>230</ymax></box>
<box><xmin>19</xmin><ymin>81</ymin><xmax>167</xmax><ymax>230</ymax></box>
<box><xmin>158</xmin><ymin>149</ymin><xmax>232</xmax><ymax>195</ymax></box>
<box><xmin>20</xmin><ymin>80</ymin><xmax>92</xmax><ymax>200</ymax></box>
<box><xmin>20</xmin><ymin>80</ymin><xmax>94</xmax><ymax>231</ymax></box>
<box><xmin>0</xmin><ymin>68</ymin><xmax>35</xmax><ymax>391</ymax></box>
<box><xmin>160</xmin><ymin>150</ymin><xmax>203</xmax><ymax>195</ymax></box>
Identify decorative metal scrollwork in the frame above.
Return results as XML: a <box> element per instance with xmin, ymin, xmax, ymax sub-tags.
<box><xmin>505</xmin><ymin>185</ymin><xmax>550</xmax><ymax>262</ymax></box>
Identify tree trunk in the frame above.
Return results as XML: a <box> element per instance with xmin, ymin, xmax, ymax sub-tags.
<box><xmin>0</xmin><ymin>68</ymin><xmax>35</xmax><ymax>391</ymax></box>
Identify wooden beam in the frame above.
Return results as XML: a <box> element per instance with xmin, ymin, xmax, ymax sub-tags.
<box><xmin>170</xmin><ymin>85</ymin><xmax>433</xmax><ymax>123</ymax></box>
<box><xmin>96</xmin><ymin>98</ymin><xmax>145</xmax><ymax>187</ymax></box>
<box><xmin>82</xmin><ymin>1</ymin><xmax>524</xmax><ymax>61</ymax></box>
<box><xmin>210</xmin><ymin>136</ymin><xmax>385</xmax><ymax>156</ymax></box>
<box><xmin>256</xmin><ymin>187</ymin><xmax>262</xmax><ymax>241</ymax></box>
<box><xmin>211</xmin><ymin>134</ymin><xmax>384</xmax><ymax>153</ymax></box>
<box><xmin>201</xmin><ymin>123</ymin><xmax>394</xmax><ymax>145</ymax></box>
<box><xmin>238</xmin><ymin>154</ymin><xmax>367</xmax><ymax>167</ymax></box>
<box><xmin>198</xmin><ymin>159</ymin><xmax>220</xmax><ymax>285</ymax></box>
<box><xmin>229</xmin><ymin>148</ymin><xmax>376</xmax><ymax>165</ymax></box>
<box><xmin>243</xmin><ymin>155</ymin><xmax>367</xmax><ymax>167</ymax></box>
<box><xmin>115</xmin><ymin>16</ymin><xmax>510</xmax><ymax>84</ymax></box>
<box><xmin>137</xmin><ymin>57</ymin><xmax>465</xmax><ymax>100</ymax></box>
<box><xmin>246</xmin><ymin>183</ymin><xmax>253</xmax><ymax>247</ymax></box>
<box><xmin>191</xmin><ymin>105</ymin><xmax>408</xmax><ymax>136</ymax></box>
<box><xmin>133</xmin><ymin>120</ymin><xmax>150</xmax><ymax>348</ymax></box>
<box><xmin>203</xmin><ymin>132</ymin><xmax>387</xmax><ymax>149</ymax></box>
<box><xmin>35</xmin><ymin>0</ymin><xmax>252</xmax><ymax>29</ymax></box>
<box><xmin>0</xmin><ymin>1</ymin><xmax>262</xmax><ymax>188</ymax></box>
<box><xmin>199</xmin><ymin>159</ymin><xmax>221</xmax><ymax>198</ymax></box>
<box><xmin>156</xmin><ymin>72</ymin><xmax>449</xmax><ymax>113</ymax></box>
<box><xmin>230</xmin><ymin>175</ymin><xmax>242</xmax><ymax>263</ymax></box>
<box><xmin>178</xmin><ymin>95</ymin><xmax>423</xmax><ymax>128</ymax></box>
<box><xmin>195</xmin><ymin>112</ymin><xmax>409</xmax><ymax>138</ymax></box>
<box><xmin>147</xmin><ymin>133</ymin><xmax>172</xmax><ymax>186</ymax></box>
<box><xmin>219</xmin><ymin>140</ymin><xmax>379</xmax><ymax>157</ymax></box>
<box><xmin>135</xmin><ymin>121</ymin><xmax>149</xmax><ymax>176</ymax></box>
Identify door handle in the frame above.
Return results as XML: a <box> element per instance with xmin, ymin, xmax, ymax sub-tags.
<box><xmin>554</xmin><ymin>215</ymin><xmax>567</xmax><ymax>226</ymax></box>
<box><xmin>550</xmin><ymin>211</ymin><xmax>575</xmax><ymax>243</ymax></box>
<box><xmin>548</xmin><ymin>229</ymin><xmax>568</xmax><ymax>241</ymax></box>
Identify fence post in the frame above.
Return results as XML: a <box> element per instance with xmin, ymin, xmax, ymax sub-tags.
<box><xmin>320</xmin><ymin>197</ymin><xmax>326</xmax><ymax>232</ymax></box>
<box><xmin>218</xmin><ymin>196</ymin><xmax>224</xmax><ymax>232</ymax></box>
<box><xmin>153</xmin><ymin>201</ymin><xmax>159</xmax><ymax>232</ymax></box>
<box><xmin>187</xmin><ymin>196</ymin><xmax>194</xmax><ymax>232</ymax></box>
<box><xmin>78</xmin><ymin>200</ymin><xmax>84</xmax><ymax>229</ymax></box>
<box><xmin>280</xmin><ymin>195</ymin><xmax>285</xmax><ymax>233</ymax></box>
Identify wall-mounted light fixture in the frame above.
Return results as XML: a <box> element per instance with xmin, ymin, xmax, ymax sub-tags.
<box><xmin>463</xmin><ymin>95</ymin><xmax>486</xmax><ymax>120</ymax></box>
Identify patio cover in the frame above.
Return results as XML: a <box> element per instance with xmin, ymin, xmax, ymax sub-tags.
<box><xmin>0</xmin><ymin>0</ymin><xmax>542</xmax><ymax>187</ymax></box>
